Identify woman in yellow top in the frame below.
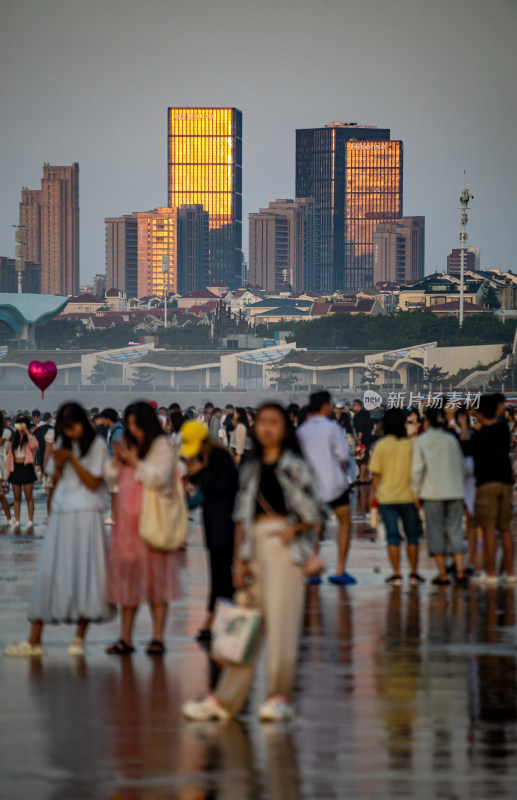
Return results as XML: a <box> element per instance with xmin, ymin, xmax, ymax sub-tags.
<box><xmin>369</xmin><ymin>408</ymin><xmax>423</xmax><ymax>586</ymax></box>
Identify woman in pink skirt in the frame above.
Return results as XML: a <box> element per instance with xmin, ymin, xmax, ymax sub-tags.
<box><xmin>104</xmin><ymin>402</ymin><xmax>180</xmax><ymax>656</ymax></box>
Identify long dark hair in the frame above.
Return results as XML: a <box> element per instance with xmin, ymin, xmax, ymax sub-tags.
<box><xmin>0</xmin><ymin>410</ymin><xmax>5</xmax><ymax>434</ymax></box>
<box><xmin>55</xmin><ymin>403</ymin><xmax>96</xmax><ymax>456</ymax></box>
<box><xmin>251</xmin><ymin>403</ymin><xmax>302</xmax><ymax>461</ymax></box>
<box><xmin>234</xmin><ymin>406</ymin><xmax>251</xmax><ymax>434</ymax></box>
<box><xmin>11</xmin><ymin>414</ymin><xmax>32</xmax><ymax>451</ymax></box>
<box><xmin>169</xmin><ymin>410</ymin><xmax>185</xmax><ymax>434</ymax></box>
<box><xmin>382</xmin><ymin>408</ymin><xmax>407</xmax><ymax>439</ymax></box>
<box><xmin>223</xmin><ymin>414</ymin><xmax>235</xmax><ymax>436</ymax></box>
<box><xmin>124</xmin><ymin>401</ymin><xmax>163</xmax><ymax>458</ymax></box>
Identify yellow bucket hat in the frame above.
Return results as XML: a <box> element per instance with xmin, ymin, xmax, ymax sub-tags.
<box><xmin>179</xmin><ymin>419</ymin><xmax>208</xmax><ymax>459</ymax></box>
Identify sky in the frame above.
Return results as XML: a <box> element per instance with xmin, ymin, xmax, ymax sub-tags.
<box><xmin>1</xmin><ymin>0</ymin><xmax>516</xmax><ymax>284</ymax></box>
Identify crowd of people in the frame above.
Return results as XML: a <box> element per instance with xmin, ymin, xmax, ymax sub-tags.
<box><xmin>1</xmin><ymin>389</ymin><xmax>515</xmax><ymax>722</ymax></box>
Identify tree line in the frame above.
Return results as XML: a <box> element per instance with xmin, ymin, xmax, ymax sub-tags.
<box><xmin>260</xmin><ymin>310</ymin><xmax>517</xmax><ymax>350</ymax></box>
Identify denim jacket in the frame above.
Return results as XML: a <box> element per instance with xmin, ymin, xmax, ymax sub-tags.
<box><xmin>233</xmin><ymin>450</ymin><xmax>325</xmax><ymax>565</ymax></box>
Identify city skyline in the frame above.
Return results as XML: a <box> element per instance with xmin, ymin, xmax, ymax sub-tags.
<box><xmin>1</xmin><ymin>0</ymin><xmax>516</xmax><ymax>284</ymax></box>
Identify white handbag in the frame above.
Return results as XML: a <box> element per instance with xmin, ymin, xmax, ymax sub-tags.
<box><xmin>212</xmin><ymin>598</ymin><xmax>263</xmax><ymax>664</ymax></box>
<box><xmin>138</xmin><ymin>444</ymin><xmax>188</xmax><ymax>551</ymax></box>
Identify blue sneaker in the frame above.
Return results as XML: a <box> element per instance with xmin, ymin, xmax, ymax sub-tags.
<box><xmin>307</xmin><ymin>575</ymin><xmax>322</xmax><ymax>586</ymax></box>
<box><xmin>328</xmin><ymin>572</ymin><xmax>357</xmax><ymax>586</ymax></box>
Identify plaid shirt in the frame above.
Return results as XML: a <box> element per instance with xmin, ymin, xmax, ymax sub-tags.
<box><xmin>233</xmin><ymin>450</ymin><xmax>325</xmax><ymax>565</ymax></box>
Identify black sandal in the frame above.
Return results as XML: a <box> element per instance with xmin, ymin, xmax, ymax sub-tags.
<box><xmin>432</xmin><ymin>576</ymin><xmax>451</xmax><ymax>586</ymax></box>
<box><xmin>106</xmin><ymin>639</ymin><xmax>135</xmax><ymax>655</ymax></box>
<box><xmin>146</xmin><ymin>639</ymin><xmax>166</xmax><ymax>656</ymax></box>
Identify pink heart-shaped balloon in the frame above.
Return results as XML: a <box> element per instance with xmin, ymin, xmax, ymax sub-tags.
<box><xmin>28</xmin><ymin>361</ymin><xmax>57</xmax><ymax>398</ymax></box>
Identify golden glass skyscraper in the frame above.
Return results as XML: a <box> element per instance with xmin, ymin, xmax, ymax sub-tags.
<box><xmin>296</xmin><ymin>123</ymin><xmax>402</xmax><ymax>292</ymax></box>
<box><xmin>168</xmin><ymin>107</ymin><xmax>242</xmax><ymax>288</ymax></box>
<box><xmin>345</xmin><ymin>139</ymin><xmax>402</xmax><ymax>291</ymax></box>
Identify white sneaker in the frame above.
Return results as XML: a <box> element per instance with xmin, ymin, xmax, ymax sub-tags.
<box><xmin>182</xmin><ymin>695</ymin><xmax>231</xmax><ymax>721</ymax></box>
<box><xmin>258</xmin><ymin>698</ymin><xmax>294</xmax><ymax>722</ymax></box>
<box><xmin>4</xmin><ymin>640</ymin><xmax>44</xmax><ymax>657</ymax></box>
<box><xmin>473</xmin><ymin>572</ymin><xmax>499</xmax><ymax>586</ymax></box>
<box><xmin>105</xmin><ymin>517</ymin><xmax>114</xmax><ymax>526</ymax></box>
<box><xmin>7</xmin><ymin>519</ymin><xmax>15</xmax><ymax>527</ymax></box>
<box><xmin>502</xmin><ymin>574</ymin><xmax>517</xmax><ymax>585</ymax></box>
<box><xmin>67</xmin><ymin>637</ymin><xmax>85</xmax><ymax>657</ymax></box>
<box><xmin>27</xmin><ymin>521</ymin><xmax>34</xmax><ymax>529</ymax></box>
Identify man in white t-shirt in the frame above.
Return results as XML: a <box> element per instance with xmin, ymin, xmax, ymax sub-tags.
<box><xmin>298</xmin><ymin>391</ymin><xmax>356</xmax><ymax>585</ymax></box>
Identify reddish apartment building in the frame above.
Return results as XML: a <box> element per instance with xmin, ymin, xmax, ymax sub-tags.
<box><xmin>19</xmin><ymin>163</ymin><xmax>79</xmax><ymax>296</ymax></box>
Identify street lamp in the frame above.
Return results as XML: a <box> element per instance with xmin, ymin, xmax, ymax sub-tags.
<box><xmin>161</xmin><ymin>254</ymin><xmax>169</xmax><ymax>328</ymax></box>
<box><xmin>458</xmin><ymin>179</ymin><xmax>474</xmax><ymax>328</ymax></box>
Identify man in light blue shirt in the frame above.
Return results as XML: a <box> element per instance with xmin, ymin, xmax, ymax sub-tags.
<box><xmin>298</xmin><ymin>391</ymin><xmax>356</xmax><ymax>585</ymax></box>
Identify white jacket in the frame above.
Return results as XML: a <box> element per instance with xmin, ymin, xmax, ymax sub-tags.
<box><xmin>411</xmin><ymin>428</ymin><xmax>466</xmax><ymax>501</ymax></box>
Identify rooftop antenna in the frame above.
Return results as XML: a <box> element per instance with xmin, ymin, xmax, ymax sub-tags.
<box><xmin>459</xmin><ymin>173</ymin><xmax>474</xmax><ymax>328</ymax></box>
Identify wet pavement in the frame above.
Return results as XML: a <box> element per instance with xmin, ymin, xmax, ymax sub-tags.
<box><xmin>1</xmin><ymin>486</ymin><xmax>517</xmax><ymax>799</ymax></box>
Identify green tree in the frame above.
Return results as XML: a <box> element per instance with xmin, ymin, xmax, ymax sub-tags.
<box><xmin>291</xmin><ymin>310</ymin><xmax>515</xmax><ymax>350</ymax></box>
<box><xmin>73</xmin><ymin>324</ymin><xmax>135</xmax><ymax>350</ymax></box>
<box><xmin>360</xmin><ymin>362</ymin><xmax>382</xmax><ymax>388</ymax></box>
<box><xmin>89</xmin><ymin>361</ymin><xmax>109</xmax><ymax>385</ymax></box>
<box><xmin>482</xmin><ymin>285</ymin><xmax>501</xmax><ymax>310</ymax></box>
<box><xmin>35</xmin><ymin>319</ymin><xmax>82</xmax><ymax>349</ymax></box>
<box><xmin>422</xmin><ymin>365</ymin><xmax>449</xmax><ymax>389</ymax></box>
<box><xmin>488</xmin><ymin>367</ymin><xmax>513</xmax><ymax>390</ymax></box>
<box><xmin>159</xmin><ymin>325</ymin><xmax>211</xmax><ymax>349</ymax></box>
<box><xmin>130</xmin><ymin>369</ymin><xmax>156</xmax><ymax>390</ymax></box>
<box><xmin>269</xmin><ymin>366</ymin><xmax>301</xmax><ymax>390</ymax></box>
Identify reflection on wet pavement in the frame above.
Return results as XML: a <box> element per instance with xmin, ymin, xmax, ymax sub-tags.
<box><xmin>0</xmin><ymin>507</ymin><xmax>516</xmax><ymax>798</ymax></box>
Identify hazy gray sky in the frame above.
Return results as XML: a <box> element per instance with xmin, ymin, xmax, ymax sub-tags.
<box><xmin>1</xmin><ymin>0</ymin><xmax>516</xmax><ymax>284</ymax></box>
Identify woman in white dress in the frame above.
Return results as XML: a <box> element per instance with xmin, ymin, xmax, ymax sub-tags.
<box><xmin>5</xmin><ymin>402</ymin><xmax>115</xmax><ymax>658</ymax></box>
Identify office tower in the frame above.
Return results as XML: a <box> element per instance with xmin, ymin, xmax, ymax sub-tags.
<box><xmin>105</xmin><ymin>215</ymin><xmax>138</xmax><ymax>297</ymax></box>
<box><xmin>447</xmin><ymin>246</ymin><xmax>480</xmax><ymax>275</ymax></box>
<box><xmin>296</xmin><ymin>122</ymin><xmax>402</xmax><ymax>292</ymax></box>
<box><xmin>19</xmin><ymin>163</ymin><xmax>79</xmax><ymax>296</ymax></box>
<box><xmin>373</xmin><ymin>217</ymin><xmax>425</xmax><ymax>285</ymax></box>
<box><xmin>0</xmin><ymin>256</ymin><xmax>41</xmax><ymax>294</ymax></box>
<box><xmin>19</xmin><ymin>189</ymin><xmax>41</xmax><ymax>267</ymax></box>
<box><xmin>135</xmin><ymin>208</ymin><xmax>178</xmax><ymax>299</ymax></box>
<box><xmin>168</xmin><ymin>107</ymin><xmax>242</xmax><ymax>288</ymax></box>
<box><xmin>249</xmin><ymin>198</ymin><xmax>320</xmax><ymax>292</ymax></box>
<box><xmin>177</xmin><ymin>204</ymin><xmax>210</xmax><ymax>294</ymax></box>
<box><xmin>106</xmin><ymin>205</ymin><xmax>210</xmax><ymax>299</ymax></box>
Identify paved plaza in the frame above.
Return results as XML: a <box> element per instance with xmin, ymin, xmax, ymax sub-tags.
<box><xmin>1</xmin><ymin>486</ymin><xmax>517</xmax><ymax>799</ymax></box>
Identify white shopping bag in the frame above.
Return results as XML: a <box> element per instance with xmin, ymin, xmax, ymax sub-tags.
<box><xmin>212</xmin><ymin>599</ymin><xmax>262</xmax><ymax>664</ymax></box>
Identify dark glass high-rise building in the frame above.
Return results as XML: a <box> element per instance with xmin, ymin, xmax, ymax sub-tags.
<box><xmin>168</xmin><ymin>107</ymin><xmax>243</xmax><ymax>288</ymax></box>
<box><xmin>177</xmin><ymin>204</ymin><xmax>210</xmax><ymax>294</ymax></box>
<box><xmin>296</xmin><ymin>123</ymin><xmax>402</xmax><ymax>291</ymax></box>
